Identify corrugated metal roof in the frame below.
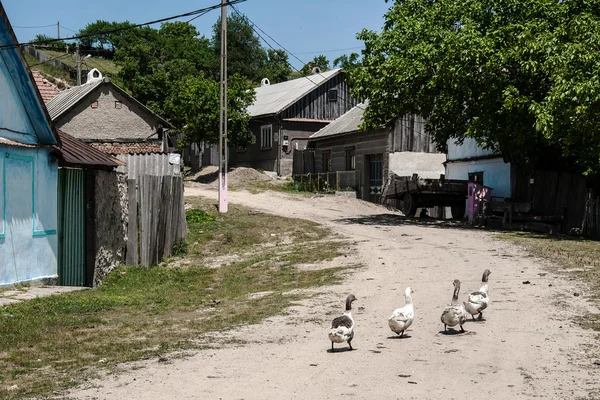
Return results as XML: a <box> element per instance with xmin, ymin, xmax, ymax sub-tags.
<box><xmin>248</xmin><ymin>69</ymin><xmax>342</xmax><ymax>117</ymax></box>
<box><xmin>46</xmin><ymin>78</ymin><xmax>104</xmax><ymax>120</ymax></box>
<box><xmin>55</xmin><ymin>130</ymin><xmax>123</xmax><ymax>169</ymax></box>
<box><xmin>310</xmin><ymin>102</ymin><xmax>367</xmax><ymax>139</ymax></box>
<box><xmin>46</xmin><ymin>78</ymin><xmax>175</xmax><ymax>129</ymax></box>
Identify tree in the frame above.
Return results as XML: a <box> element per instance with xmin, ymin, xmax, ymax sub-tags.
<box><xmin>264</xmin><ymin>49</ymin><xmax>292</xmax><ymax>83</ymax></box>
<box><xmin>333</xmin><ymin>52</ymin><xmax>361</xmax><ymax>70</ymax></box>
<box><xmin>166</xmin><ymin>73</ymin><xmax>256</xmax><ymax>147</ymax></box>
<box><xmin>312</xmin><ymin>55</ymin><xmax>330</xmax><ymax>70</ymax></box>
<box><xmin>351</xmin><ymin>0</ymin><xmax>600</xmax><ymax>175</ymax></box>
<box><xmin>32</xmin><ymin>34</ymin><xmax>66</xmax><ymax>50</ymax></box>
<box><xmin>77</xmin><ymin>20</ymin><xmax>141</xmax><ymax>55</ymax></box>
<box><xmin>212</xmin><ymin>13</ymin><xmax>268</xmax><ymax>82</ymax></box>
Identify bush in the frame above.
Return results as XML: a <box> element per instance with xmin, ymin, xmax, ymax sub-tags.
<box><xmin>186</xmin><ymin>209</ymin><xmax>216</xmax><ymax>223</ymax></box>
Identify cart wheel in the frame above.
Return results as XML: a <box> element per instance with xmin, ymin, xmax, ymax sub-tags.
<box><xmin>451</xmin><ymin>202</ymin><xmax>466</xmax><ymax>220</ymax></box>
<box><xmin>403</xmin><ymin>194</ymin><xmax>418</xmax><ymax>217</ymax></box>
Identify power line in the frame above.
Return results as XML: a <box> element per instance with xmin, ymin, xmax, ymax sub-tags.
<box><xmin>0</xmin><ymin>0</ymin><xmax>247</xmax><ymax>50</ymax></box>
<box><xmin>12</xmin><ymin>23</ymin><xmax>57</xmax><ymax>29</ymax></box>
<box><xmin>230</xmin><ymin>5</ymin><xmax>425</xmax><ymax>134</ymax></box>
<box><xmin>27</xmin><ymin>52</ymin><xmax>71</xmax><ymax>67</ymax></box>
<box><xmin>61</xmin><ymin>25</ymin><xmax>78</xmax><ymax>33</ymax></box>
<box><xmin>294</xmin><ymin>46</ymin><xmax>363</xmax><ymax>55</ymax></box>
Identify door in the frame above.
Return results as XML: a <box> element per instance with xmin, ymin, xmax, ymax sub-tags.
<box><xmin>58</xmin><ymin>168</ymin><xmax>86</xmax><ymax>286</ymax></box>
<box><xmin>368</xmin><ymin>154</ymin><xmax>384</xmax><ymax>203</ymax></box>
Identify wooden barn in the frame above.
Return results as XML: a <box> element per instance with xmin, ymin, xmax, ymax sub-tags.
<box><xmin>229</xmin><ymin>68</ymin><xmax>360</xmax><ymax>176</ymax></box>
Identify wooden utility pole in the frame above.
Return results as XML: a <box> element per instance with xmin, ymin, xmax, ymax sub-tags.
<box><xmin>218</xmin><ymin>0</ymin><xmax>228</xmax><ymax>213</ymax></box>
<box><xmin>57</xmin><ymin>21</ymin><xmax>60</xmax><ymax>39</ymax></box>
<box><xmin>76</xmin><ymin>43</ymin><xmax>81</xmax><ymax>85</ymax></box>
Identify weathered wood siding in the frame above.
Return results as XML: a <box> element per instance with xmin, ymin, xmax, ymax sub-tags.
<box><xmin>311</xmin><ymin>129</ymin><xmax>389</xmax><ymax>200</ymax></box>
<box><xmin>392</xmin><ymin>115</ymin><xmax>437</xmax><ymax>153</ymax></box>
<box><xmin>282</xmin><ymin>72</ymin><xmax>359</xmax><ymax>121</ymax></box>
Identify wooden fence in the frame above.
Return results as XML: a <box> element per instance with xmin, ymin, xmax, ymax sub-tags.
<box><xmin>126</xmin><ymin>175</ymin><xmax>187</xmax><ymax>266</ymax></box>
<box><xmin>292</xmin><ymin>171</ymin><xmax>362</xmax><ymax>194</ymax></box>
<box><xmin>293</xmin><ymin>150</ymin><xmax>315</xmax><ymax>175</ymax></box>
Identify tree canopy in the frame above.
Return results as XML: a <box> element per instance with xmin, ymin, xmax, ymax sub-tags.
<box><xmin>351</xmin><ymin>0</ymin><xmax>600</xmax><ymax>174</ymax></box>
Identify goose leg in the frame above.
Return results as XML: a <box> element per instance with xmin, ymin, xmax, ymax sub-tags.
<box><xmin>348</xmin><ymin>340</ymin><xmax>353</xmax><ymax>351</ymax></box>
<box><xmin>471</xmin><ymin>314</ymin><xmax>476</xmax><ymax>321</ymax></box>
<box><xmin>444</xmin><ymin>324</ymin><xmax>447</xmax><ymax>333</ymax></box>
<box><xmin>331</xmin><ymin>342</ymin><xmax>334</xmax><ymax>352</ymax></box>
<box><xmin>399</xmin><ymin>331</ymin><xmax>404</xmax><ymax>338</ymax></box>
<box><xmin>478</xmin><ymin>313</ymin><xmax>483</xmax><ymax>321</ymax></box>
<box><xmin>459</xmin><ymin>324</ymin><xmax>465</xmax><ymax>333</ymax></box>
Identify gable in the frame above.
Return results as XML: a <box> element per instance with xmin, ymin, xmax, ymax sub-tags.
<box><xmin>0</xmin><ymin>6</ymin><xmax>58</xmax><ymax>146</ymax></box>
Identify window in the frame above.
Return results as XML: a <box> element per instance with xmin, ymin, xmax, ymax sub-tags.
<box><xmin>468</xmin><ymin>171</ymin><xmax>484</xmax><ymax>184</ymax></box>
<box><xmin>345</xmin><ymin>147</ymin><xmax>356</xmax><ymax>171</ymax></box>
<box><xmin>328</xmin><ymin>88</ymin><xmax>338</xmax><ymax>102</ymax></box>
<box><xmin>322</xmin><ymin>150</ymin><xmax>332</xmax><ymax>172</ymax></box>
<box><xmin>260</xmin><ymin>124</ymin><xmax>273</xmax><ymax>149</ymax></box>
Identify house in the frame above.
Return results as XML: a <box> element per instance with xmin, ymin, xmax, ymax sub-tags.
<box><xmin>46</xmin><ymin>69</ymin><xmax>176</xmax><ymax>156</ymax></box>
<box><xmin>307</xmin><ymin>103</ymin><xmax>445</xmax><ymax>203</ymax></box>
<box><xmin>230</xmin><ymin>68</ymin><xmax>360</xmax><ymax>176</ymax></box>
<box><xmin>444</xmin><ymin>137</ymin><xmax>511</xmax><ymax>199</ymax></box>
<box><xmin>0</xmin><ymin>5</ymin><xmax>61</xmax><ymax>286</ymax></box>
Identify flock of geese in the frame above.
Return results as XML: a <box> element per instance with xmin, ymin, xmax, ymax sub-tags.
<box><xmin>328</xmin><ymin>269</ymin><xmax>492</xmax><ymax>351</ymax></box>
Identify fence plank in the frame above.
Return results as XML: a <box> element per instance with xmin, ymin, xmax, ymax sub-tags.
<box><xmin>126</xmin><ymin>179</ymin><xmax>138</xmax><ymax>265</ymax></box>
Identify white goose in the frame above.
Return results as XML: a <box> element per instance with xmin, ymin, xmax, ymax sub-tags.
<box><xmin>464</xmin><ymin>269</ymin><xmax>491</xmax><ymax>320</ymax></box>
<box><xmin>328</xmin><ymin>294</ymin><xmax>357</xmax><ymax>351</ymax></box>
<box><xmin>389</xmin><ymin>287</ymin><xmax>414</xmax><ymax>337</ymax></box>
<box><xmin>440</xmin><ymin>279</ymin><xmax>467</xmax><ymax>333</ymax></box>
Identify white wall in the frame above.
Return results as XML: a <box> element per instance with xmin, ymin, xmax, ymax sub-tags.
<box><xmin>445</xmin><ymin>157</ymin><xmax>512</xmax><ymax>199</ymax></box>
<box><xmin>388</xmin><ymin>152</ymin><xmax>446</xmax><ymax>179</ymax></box>
<box><xmin>447</xmin><ymin>137</ymin><xmax>496</xmax><ymax>161</ymax></box>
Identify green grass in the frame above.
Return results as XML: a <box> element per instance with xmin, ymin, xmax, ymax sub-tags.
<box><xmin>0</xmin><ymin>198</ymin><xmax>349</xmax><ymax>399</ymax></box>
<box><xmin>24</xmin><ymin>53</ymin><xmax>75</xmax><ymax>87</ymax></box>
<box><xmin>40</xmin><ymin>50</ymin><xmax>121</xmax><ymax>76</ymax></box>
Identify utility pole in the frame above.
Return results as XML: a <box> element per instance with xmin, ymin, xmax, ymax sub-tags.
<box><xmin>76</xmin><ymin>43</ymin><xmax>81</xmax><ymax>85</ymax></box>
<box><xmin>57</xmin><ymin>21</ymin><xmax>60</xmax><ymax>39</ymax></box>
<box><xmin>218</xmin><ymin>0</ymin><xmax>228</xmax><ymax>213</ymax></box>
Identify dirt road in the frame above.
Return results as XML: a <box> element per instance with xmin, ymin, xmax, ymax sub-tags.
<box><xmin>70</xmin><ymin>187</ymin><xmax>599</xmax><ymax>399</ymax></box>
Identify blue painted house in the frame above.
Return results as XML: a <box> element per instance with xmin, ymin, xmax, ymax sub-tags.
<box><xmin>0</xmin><ymin>4</ymin><xmax>61</xmax><ymax>286</ymax></box>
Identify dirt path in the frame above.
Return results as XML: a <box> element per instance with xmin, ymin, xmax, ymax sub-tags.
<box><xmin>70</xmin><ymin>187</ymin><xmax>599</xmax><ymax>399</ymax></box>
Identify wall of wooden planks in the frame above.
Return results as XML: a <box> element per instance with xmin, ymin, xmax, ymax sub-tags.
<box><xmin>126</xmin><ymin>175</ymin><xmax>187</xmax><ymax>266</ymax></box>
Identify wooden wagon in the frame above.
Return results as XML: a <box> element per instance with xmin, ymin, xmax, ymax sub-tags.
<box><xmin>382</xmin><ymin>173</ymin><xmax>469</xmax><ymax>218</ymax></box>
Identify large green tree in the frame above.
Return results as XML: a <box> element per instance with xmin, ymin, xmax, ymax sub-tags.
<box><xmin>351</xmin><ymin>0</ymin><xmax>600</xmax><ymax>174</ymax></box>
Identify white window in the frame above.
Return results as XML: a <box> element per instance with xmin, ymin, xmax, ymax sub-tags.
<box><xmin>260</xmin><ymin>124</ymin><xmax>273</xmax><ymax>149</ymax></box>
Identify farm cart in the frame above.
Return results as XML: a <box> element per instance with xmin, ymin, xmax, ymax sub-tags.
<box><xmin>381</xmin><ymin>173</ymin><xmax>469</xmax><ymax>219</ymax></box>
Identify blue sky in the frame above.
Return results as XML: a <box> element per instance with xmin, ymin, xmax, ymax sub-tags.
<box><xmin>4</xmin><ymin>0</ymin><xmax>392</xmax><ymax>70</ymax></box>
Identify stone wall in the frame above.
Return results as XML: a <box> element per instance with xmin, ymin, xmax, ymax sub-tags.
<box><xmin>92</xmin><ymin>170</ymin><xmax>128</xmax><ymax>286</ymax></box>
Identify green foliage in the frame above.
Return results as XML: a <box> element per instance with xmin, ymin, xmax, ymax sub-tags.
<box><xmin>352</xmin><ymin>0</ymin><xmax>600</xmax><ymax>175</ymax></box>
<box><xmin>312</xmin><ymin>54</ymin><xmax>330</xmax><ymax>70</ymax></box>
<box><xmin>333</xmin><ymin>52</ymin><xmax>362</xmax><ymax>71</ymax></box>
<box><xmin>212</xmin><ymin>13</ymin><xmax>268</xmax><ymax>82</ymax></box>
<box><xmin>186</xmin><ymin>209</ymin><xmax>216</xmax><ymax>223</ymax></box>
<box><xmin>31</xmin><ymin>34</ymin><xmax>67</xmax><ymax>50</ymax></box>
<box><xmin>76</xmin><ymin>20</ymin><xmax>139</xmax><ymax>54</ymax></box>
<box><xmin>264</xmin><ymin>49</ymin><xmax>292</xmax><ymax>83</ymax></box>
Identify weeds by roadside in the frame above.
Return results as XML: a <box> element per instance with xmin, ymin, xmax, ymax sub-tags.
<box><xmin>0</xmin><ymin>198</ymin><xmax>350</xmax><ymax>399</ymax></box>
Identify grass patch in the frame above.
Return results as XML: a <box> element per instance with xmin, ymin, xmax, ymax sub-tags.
<box><xmin>24</xmin><ymin>53</ymin><xmax>75</xmax><ymax>87</ymax></box>
<box><xmin>39</xmin><ymin>50</ymin><xmax>121</xmax><ymax>77</ymax></box>
<box><xmin>0</xmin><ymin>198</ymin><xmax>349</xmax><ymax>398</ymax></box>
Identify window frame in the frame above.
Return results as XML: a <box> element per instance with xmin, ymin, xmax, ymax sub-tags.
<box><xmin>260</xmin><ymin>124</ymin><xmax>273</xmax><ymax>149</ymax></box>
<box><xmin>345</xmin><ymin>147</ymin><xmax>356</xmax><ymax>171</ymax></box>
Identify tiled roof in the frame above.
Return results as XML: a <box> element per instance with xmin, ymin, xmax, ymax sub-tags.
<box><xmin>31</xmin><ymin>70</ymin><xmax>60</xmax><ymax>103</ymax></box>
<box><xmin>89</xmin><ymin>141</ymin><xmax>163</xmax><ymax>155</ymax></box>
<box><xmin>248</xmin><ymin>69</ymin><xmax>341</xmax><ymax>117</ymax></box>
<box><xmin>310</xmin><ymin>102</ymin><xmax>367</xmax><ymax>139</ymax></box>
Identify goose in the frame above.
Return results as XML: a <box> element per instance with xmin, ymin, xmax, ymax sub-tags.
<box><xmin>328</xmin><ymin>294</ymin><xmax>357</xmax><ymax>351</ymax></box>
<box><xmin>389</xmin><ymin>287</ymin><xmax>414</xmax><ymax>337</ymax></box>
<box><xmin>440</xmin><ymin>279</ymin><xmax>467</xmax><ymax>333</ymax></box>
<box><xmin>464</xmin><ymin>269</ymin><xmax>491</xmax><ymax>320</ymax></box>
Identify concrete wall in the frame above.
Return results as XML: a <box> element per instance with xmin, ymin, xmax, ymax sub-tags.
<box><xmin>445</xmin><ymin>157</ymin><xmax>512</xmax><ymax>199</ymax></box>
<box><xmin>92</xmin><ymin>170</ymin><xmax>127</xmax><ymax>286</ymax></box>
<box><xmin>0</xmin><ymin>145</ymin><xmax>58</xmax><ymax>286</ymax></box>
<box><xmin>447</xmin><ymin>137</ymin><xmax>497</xmax><ymax>161</ymax></box>
<box><xmin>388</xmin><ymin>152</ymin><xmax>446</xmax><ymax>179</ymax></box>
<box><xmin>54</xmin><ymin>84</ymin><xmax>162</xmax><ymax>142</ymax></box>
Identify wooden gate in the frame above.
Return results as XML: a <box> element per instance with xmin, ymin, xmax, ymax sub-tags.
<box><xmin>57</xmin><ymin>168</ymin><xmax>86</xmax><ymax>286</ymax></box>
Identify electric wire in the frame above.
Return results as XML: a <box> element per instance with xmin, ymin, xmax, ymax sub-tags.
<box><xmin>0</xmin><ymin>0</ymin><xmax>247</xmax><ymax>50</ymax></box>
